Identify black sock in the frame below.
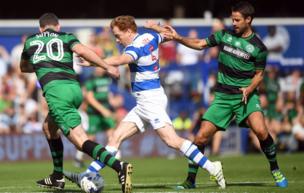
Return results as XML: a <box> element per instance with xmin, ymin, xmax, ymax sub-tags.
<box><xmin>186</xmin><ymin>144</ymin><xmax>204</xmax><ymax>184</ymax></box>
<box><xmin>186</xmin><ymin>162</ymin><xmax>199</xmax><ymax>184</ymax></box>
<box><xmin>47</xmin><ymin>138</ymin><xmax>63</xmax><ymax>178</ymax></box>
<box><xmin>82</xmin><ymin>140</ymin><xmax>121</xmax><ymax>173</ymax></box>
<box><xmin>259</xmin><ymin>134</ymin><xmax>279</xmax><ymax>171</ymax></box>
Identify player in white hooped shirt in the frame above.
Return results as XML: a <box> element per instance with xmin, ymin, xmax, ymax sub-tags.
<box><xmin>65</xmin><ymin>15</ymin><xmax>226</xmax><ymax>191</ymax></box>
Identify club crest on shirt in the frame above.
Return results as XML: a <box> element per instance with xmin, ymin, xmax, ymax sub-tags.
<box><xmin>226</xmin><ymin>34</ymin><xmax>233</xmax><ymax>43</ymax></box>
<box><xmin>245</xmin><ymin>44</ymin><xmax>255</xmax><ymax>53</ymax></box>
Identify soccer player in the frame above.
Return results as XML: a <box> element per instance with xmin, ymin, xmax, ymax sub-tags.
<box><xmin>146</xmin><ymin>1</ymin><xmax>288</xmax><ymax>189</ymax></box>
<box><xmin>74</xmin><ymin>67</ymin><xmax>118</xmax><ymax>167</ymax></box>
<box><xmin>20</xmin><ymin>13</ymin><xmax>132</xmax><ymax>193</ymax></box>
<box><xmin>65</xmin><ymin>15</ymin><xmax>226</xmax><ymax>189</ymax></box>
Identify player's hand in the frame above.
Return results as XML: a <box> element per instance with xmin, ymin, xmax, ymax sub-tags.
<box><xmin>106</xmin><ymin>65</ymin><xmax>120</xmax><ymax>79</ymax></box>
<box><xmin>240</xmin><ymin>87</ymin><xmax>252</xmax><ymax>104</ymax></box>
<box><xmin>163</xmin><ymin>25</ymin><xmax>179</xmax><ymax>40</ymax></box>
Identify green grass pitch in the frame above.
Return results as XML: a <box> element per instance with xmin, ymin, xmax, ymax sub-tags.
<box><xmin>0</xmin><ymin>153</ymin><xmax>303</xmax><ymax>193</ymax></box>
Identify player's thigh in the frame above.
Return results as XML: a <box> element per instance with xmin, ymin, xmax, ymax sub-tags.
<box><xmin>138</xmin><ymin>101</ymin><xmax>172</xmax><ymax>130</ymax></box>
<box><xmin>235</xmin><ymin>93</ymin><xmax>262</xmax><ymax>128</ymax></box>
<box><xmin>108</xmin><ymin>121</ymin><xmax>139</xmax><ymax>148</ymax></box>
<box><xmin>45</xmin><ymin>84</ymin><xmax>83</xmax><ymax>136</ymax></box>
<box><xmin>203</xmin><ymin>98</ymin><xmax>234</xmax><ymax>130</ymax></box>
<box><xmin>246</xmin><ymin>111</ymin><xmax>269</xmax><ymax>140</ymax></box>
<box><xmin>136</xmin><ymin>88</ymin><xmax>172</xmax><ymax>130</ymax></box>
<box><xmin>67</xmin><ymin>124</ymin><xmax>89</xmax><ymax>150</ymax></box>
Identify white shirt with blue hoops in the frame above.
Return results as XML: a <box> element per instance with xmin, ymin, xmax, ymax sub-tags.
<box><xmin>124</xmin><ymin>32</ymin><xmax>163</xmax><ymax>92</ymax></box>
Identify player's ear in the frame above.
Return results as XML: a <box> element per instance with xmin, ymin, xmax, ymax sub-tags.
<box><xmin>245</xmin><ymin>16</ymin><xmax>252</xmax><ymax>24</ymax></box>
<box><xmin>56</xmin><ymin>24</ymin><xmax>61</xmax><ymax>31</ymax></box>
<box><xmin>39</xmin><ymin>27</ymin><xmax>44</xmax><ymax>33</ymax></box>
<box><xmin>127</xmin><ymin>29</ymin><xmax>132</xmax><ymax>36</ymax></box>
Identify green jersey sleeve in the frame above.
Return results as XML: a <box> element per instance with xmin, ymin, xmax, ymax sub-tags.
<box><xmin>255</xmin><ymin>50</ymin><xmax>267</xmax><ymax>70</ymax></box>
<box><xmin>21</xmin><ymin>40</ymin><xmax>30</xmax><ymax>60</ymax></box>
<box><xmin>206</xmin><ymin>30</ymin><xmax>224</xmax><ymax>47</ymax></box>
<box><xmin>67</xmin><ymin>34</ymin><xmax>80</xmax><ymax>50</ymax></box>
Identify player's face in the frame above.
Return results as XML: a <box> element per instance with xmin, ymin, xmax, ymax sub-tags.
<box><xmin>112</xmin><ymin>26</ymin><xmax>132</xmax><ymax>47</ymax></box>
<box><xmin>231</xmin><ymin>11</ymin><xmax>250</xmax><ymax>35</ymax></box>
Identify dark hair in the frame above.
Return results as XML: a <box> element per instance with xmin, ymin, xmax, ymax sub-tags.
<box><xmin>110</xmin><ymin>15</ymin><xmax>137</xmax><ymax>32</ymax></box>
<box><xmin>231</xmin><ymin>1</ymin><xmax>255</xmax><ymax>20</ymax></box>
<box><xmin>39</xmin><ymin>13</ymin><xmax>59</xmax><ymax>28</ymax></box>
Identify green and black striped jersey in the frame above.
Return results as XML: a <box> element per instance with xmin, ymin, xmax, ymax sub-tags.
<box><xmin>206</xmin><ymin>29</ymin><xmax>268</xmax><ymax>97</ymax></box>
<box><xmin>21</xmin><ymin>29</ymin><xmax>80</xmax><ymax>92</ymax></box>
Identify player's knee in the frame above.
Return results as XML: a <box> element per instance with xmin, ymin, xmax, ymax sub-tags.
<box><xmin>256</xmin><ymin>131</ymin><xmax>268</xmax><ymax>141</ymax></box>
<box><xmin>164</xmin><ymin>135</ymin><xmax>183</xmax><ymax>149</ymax></box>
<box><xmin>194</xmin><ymin>135</ymin><xmax>208</xmax><ymax>146</ymax></box>
<box><xmin>253</xmin><ymin>126</ymin><xmax>269</xmax><ymax>140</ymax></box>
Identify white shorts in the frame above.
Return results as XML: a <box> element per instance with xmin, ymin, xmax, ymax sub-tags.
<box><xmin>122</xmin><ymin>87</ymin><xmax>172</xmax><ymax>132</ymax></box>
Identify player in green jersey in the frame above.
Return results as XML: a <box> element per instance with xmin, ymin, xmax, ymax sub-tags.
<box><xmin>146</xmin><ymin>1</ymin><xmax>288</xmax><ymax>189</ymax></box>
<box><xmin>20</xmin><ymin>13</ymin><xmax>132</xmax><ymax>193</ymax></box>
<box><xmin>74</xmin><ymin>67</ymin><xmax>118</xmax><ymax>167</ymax></box>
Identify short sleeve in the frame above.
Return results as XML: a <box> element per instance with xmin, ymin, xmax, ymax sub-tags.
<box><xmin>206</xmin><ymin>30</ymin><xmax>224</xmax><ymax>47</ymax></box>
<box><xmin>124</xmin><ymin>46</ymin><xmax>140</xmax><ymax>61</ymax></box>
<box><xmin>21</xmin><ymin>41</ymin><xmax>30</xmax><ymax>60</ymax></box>
<box><xmin>255</xmin><ymin>50</ymin><xmax>267</xmax><ymax>70</ymax></box>
<box><xmin>68</xmin><ymin>34</ymin><xmax>80</xmax><ymax>50</ymax></box>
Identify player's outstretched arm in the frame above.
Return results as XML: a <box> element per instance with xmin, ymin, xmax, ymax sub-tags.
<box><xmin>104</xmin><ymin>54</ymin><xmax>134</xmax><ymax>66</ymax></box>
<box><xmin>144</xmin><ymin>20</ymin><xmax>167</xmax><ymax>33</ymax></box>
<box><xmin>72</xmin><ymin>43</ymin><xmax>119</xmax><ymax>78</ymax></box>
<box><xmin>144</xmin><ymin>20</ymin><xmax>174</xmax><ymax>42</ymax></box>
<box><xmin>166</xmin><ymin>25</ymin><xmax>208</xmax><ymax>51</ymax></box>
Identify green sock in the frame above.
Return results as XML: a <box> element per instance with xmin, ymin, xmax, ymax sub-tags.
<box><xmin>47</xmin><ymin>138</ymin><xmax>63</xmax><ymax>178</ymax></box>
<box><xmin>82</xmin><ymin>140</ymin><xmax>121</xmax><ymax>173</ymax></box>
<box><xmin>186</xmin><ymin>160</ymin><xmax>199</xmax><ymax>184</ymax></box>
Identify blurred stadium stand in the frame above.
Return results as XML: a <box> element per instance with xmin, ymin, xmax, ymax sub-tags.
<box><xmin>0</xmin><ymin>18</ymin><xmax>303</xmax><ymax>161</ymax></box>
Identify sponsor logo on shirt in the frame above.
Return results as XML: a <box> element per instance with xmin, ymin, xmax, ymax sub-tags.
<box><xmin>223</xmin><ymin>45</ymin><xmax>250</xmax><ymax>60</ymax></box>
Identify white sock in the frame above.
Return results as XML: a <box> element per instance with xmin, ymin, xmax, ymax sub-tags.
<box><xmin>75</xmin><ymin>150</ymin><xmax>84</xmax><ymax>161</ymax></box>
<box><xmin>105</xmin><ymin>145</ymin><xmax>118</xmax><ymax>156</ymax></box>
<box><xmin>180</xmin><ymin>140</ymin><xmax>215</xmax><ymax>173</ymax></box>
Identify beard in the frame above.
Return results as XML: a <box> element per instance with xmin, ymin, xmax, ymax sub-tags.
<box><xmin>233</xmin><ymin>26</ymin><xmax>245</xmax><ymax>36</ymax></box>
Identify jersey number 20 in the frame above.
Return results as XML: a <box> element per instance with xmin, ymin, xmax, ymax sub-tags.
<box><xmin>30</xmin><ymin>38</ymin><xmax>64</xmax><ymax>63</ymax></box>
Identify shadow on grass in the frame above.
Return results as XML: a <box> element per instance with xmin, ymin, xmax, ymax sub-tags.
<box><xmin>226</xmin><ymin>181</ymin><xmax>273</xmax><ymax>187</ymax></box>
<box><xmin>39</xmin><ymin>188</ymin><xmax>83</xmax><ymax>193</ymax></box>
